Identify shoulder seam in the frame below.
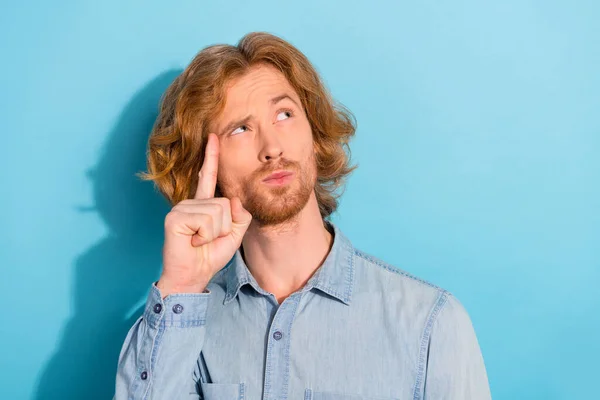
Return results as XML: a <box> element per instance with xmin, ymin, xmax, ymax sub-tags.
<box><xmin>353</xmin><ymin>248</ymin><xmax>445</xmax><ymax>291</ymax></box>
<box><xmin>412</xmin><ymin>290</ymin><xmax>451</xmax><ymax>400</ymax></box>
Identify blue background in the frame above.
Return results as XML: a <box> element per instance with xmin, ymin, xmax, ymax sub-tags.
<box><xmin>1</xmin><ymin>1</ymin><xmax>598</xmax><ymax>399</ymax></box>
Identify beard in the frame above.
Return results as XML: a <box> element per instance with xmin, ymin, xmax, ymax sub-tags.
<box><xmin>218</xmin><ymin>154</ymin><xmax>316</xmax><ymax>227</ymax></box>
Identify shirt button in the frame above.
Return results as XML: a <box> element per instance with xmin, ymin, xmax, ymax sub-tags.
<box><xmin>141</xmin><ymin>371</ymin><xmax>148</xmax><ymax>380</ymax></box>
<box><xmin>273</xmin><ymin>331</ymin><xmax>283</xmax><ymax>340</ymax></box>
<box><xmin>172</xmin><ymin>304</ymin><xmax>184</xmax><ymax>314</ymax></box>
<box><xmin>153</xmin><ymin>304</ymin><xmax>162</xmax><ymax>314</ymax></box>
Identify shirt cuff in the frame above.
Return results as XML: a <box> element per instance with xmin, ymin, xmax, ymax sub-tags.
<box><xmin>143</xmin><ymin>282</ymin><xmax>211</xmax><ymax>329</ymax></box>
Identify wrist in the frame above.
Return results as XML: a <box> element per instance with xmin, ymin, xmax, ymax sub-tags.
<box><xmin>156</xmin><ymin>277</ymin><xmax>210</xmax><ymax>298</ymax></box>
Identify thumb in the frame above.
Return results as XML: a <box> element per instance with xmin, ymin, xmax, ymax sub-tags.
<box><xmin>230</xmin><ymin>197</ymin><xmax>252</xmax><ymax>239</ymax></box>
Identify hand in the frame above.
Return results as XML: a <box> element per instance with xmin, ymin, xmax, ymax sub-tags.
<box><xmin>156</xmin><ymin>133</ymin><xmax>252</xmax><ymax>298</ymax></box>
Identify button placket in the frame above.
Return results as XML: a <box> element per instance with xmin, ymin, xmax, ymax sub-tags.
<box><xmin>262</xmin><ymin>293</ymin><xmax>302</xmax><ymax>400</ymax></box>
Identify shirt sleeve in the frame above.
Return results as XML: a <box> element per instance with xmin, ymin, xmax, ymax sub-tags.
<box><xmin>423</xmin><ymin>294</ymin><xmax>492</xmax><ymax>400</ymax></box>
<box><xmin>114</xmin><ymin>282</ymin><xmax>211</xmax><ymax>399</ymax></box>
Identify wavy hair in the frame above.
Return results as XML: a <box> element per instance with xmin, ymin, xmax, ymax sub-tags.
<box><xmin>139</xmin><ymin>32</ymin><xmax>358</xmax><ymax>219</ymax></box>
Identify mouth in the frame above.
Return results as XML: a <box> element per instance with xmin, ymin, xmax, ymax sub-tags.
<box><xmin>262</xmin><ymin>170</ymin><xmax>294</xmax><ymax>185</ymax></box>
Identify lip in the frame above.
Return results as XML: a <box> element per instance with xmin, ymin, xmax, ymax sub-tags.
<box><xmin>263</xmin><ymin>170</ymin><xmax>294</xmax><ymax>182</ymax></box>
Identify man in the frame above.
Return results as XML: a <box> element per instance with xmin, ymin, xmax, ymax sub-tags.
<box><xmin>114</xmin><ymin>32</ymin><xmax>491</xmax><ymax>399</ymax></box>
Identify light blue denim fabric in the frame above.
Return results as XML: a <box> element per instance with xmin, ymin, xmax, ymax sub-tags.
<box><xmin>114</xmin><ymin>221</ymin><xmax>491</xmax><ymax>399</ymax></box>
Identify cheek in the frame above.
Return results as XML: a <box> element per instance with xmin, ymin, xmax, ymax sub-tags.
<box><xmin>286</xmin><ymin>121</ymin><xmax>313</xmax><ymax>153</ymax></box>
<box><xmin>303</xmin><ymin>135</ymin><xmax>316</xmax><ymax>160</ymax></box>
<box><xmin>218</xmin><ymin>154</ymin><xmax>255</xmax><ymax>185</ymax></box>
<box><xmin>223</xmin><ymin>141</ymin><xmax>255</xmax><ymax>164</ymax></box>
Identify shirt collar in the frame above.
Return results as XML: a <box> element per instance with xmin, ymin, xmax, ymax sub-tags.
<box><xmin>223</xmin><ymin>220</ymin><xmax>355</xmax><ymax>306</ymax></box>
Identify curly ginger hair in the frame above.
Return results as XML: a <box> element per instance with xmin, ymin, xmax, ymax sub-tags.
<box><xmin>140</xmin><ymin>32</ymin><xmax>358</xmax><ymax>220</ymax></box>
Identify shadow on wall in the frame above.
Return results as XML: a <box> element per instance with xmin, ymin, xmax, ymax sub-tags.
<box><xmin>35</xmin><ymin>70</ymin><xmax>182</xmax><ymax>400</ymax></box>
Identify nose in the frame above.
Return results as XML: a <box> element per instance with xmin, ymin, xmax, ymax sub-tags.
<box><xmin>257</xmin><ymin>126</ymin><xmax>283</xmax><ymax>162</ymax></box>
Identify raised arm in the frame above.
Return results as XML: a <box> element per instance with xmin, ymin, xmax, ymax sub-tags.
<box><xmin>114</xmin><ymin>133</ymin><xmax>252</xmax><ymax>399</ymax></box>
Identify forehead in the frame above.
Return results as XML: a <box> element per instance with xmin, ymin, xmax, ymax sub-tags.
<box><xmin>222</xmin><ymin>64</ymin><xmax>299</xmax><ymax>108</ymax></box>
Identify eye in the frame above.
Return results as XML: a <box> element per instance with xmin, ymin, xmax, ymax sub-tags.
<box><xmin>276</xmin><ymin>108</ymin><xmax>294</xmax><ymax>122</ymax></box>
<box><xmin>231</xmin><ymin>125</ymin><xmax>249</xmax><ymax>136</ymax></box>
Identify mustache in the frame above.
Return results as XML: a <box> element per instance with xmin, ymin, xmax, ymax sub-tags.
<box><xmin>253</xmin><ymin>158</ymin><xmax>299</xmax><ymax>179</ymax></box>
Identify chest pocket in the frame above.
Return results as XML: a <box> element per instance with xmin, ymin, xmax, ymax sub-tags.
<box><xmin>305</xmin><ymin>388</ymin><xmax>400</xmax><ymax>400</ymax></box>
<box><xmin>200</xmin><ymin>382</ymin><xmax>245</xmax><ymax>400</ymax></box>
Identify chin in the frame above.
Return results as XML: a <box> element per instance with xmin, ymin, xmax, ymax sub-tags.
<box><xmin>246</xmin><ymin>187</ymin><xmax>311</xmax><ymax>226</ymax></box>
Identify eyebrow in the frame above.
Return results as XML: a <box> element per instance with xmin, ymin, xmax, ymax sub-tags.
<box><xmin>218</xmin><ymin>93</ymin><xmax>300</xmax><ymax>136</ymax></box>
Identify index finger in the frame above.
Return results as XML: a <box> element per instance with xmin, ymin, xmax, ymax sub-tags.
<box><xmin>194</xmin><ymin>133</ymin><xmax>219</xmax><ymax>199</ymax></box>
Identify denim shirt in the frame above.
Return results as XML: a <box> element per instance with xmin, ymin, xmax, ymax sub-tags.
<box><xmin>114</xmin><ymin>221</ymin><xmax>491</xmax><ymax>399</ymax></box>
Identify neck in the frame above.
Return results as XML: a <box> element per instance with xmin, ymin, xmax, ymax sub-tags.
<box><xmin>240</xmin><ymin>191</ymin><xmax>334</xmax><ymax>304</ymax></box>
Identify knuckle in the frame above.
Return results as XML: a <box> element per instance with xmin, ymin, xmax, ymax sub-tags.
<box><xmin>199</xmin><ymin>213</ymin><xmax>214</xmax><ymax>230</ymax></box>
<box><xmin>214</xmin><ymin>197</ymin><xmax>231</xmax><ymax>209</ymax></box>
<box><xmin>164</xmin><ymin>210</ymin><xmax>181</xmax><ymax>228</ymax></box>
<box><xmin>202</xmin><ymin>203</ymin><xmax>221</xmax><ymax>216</ymax></box>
